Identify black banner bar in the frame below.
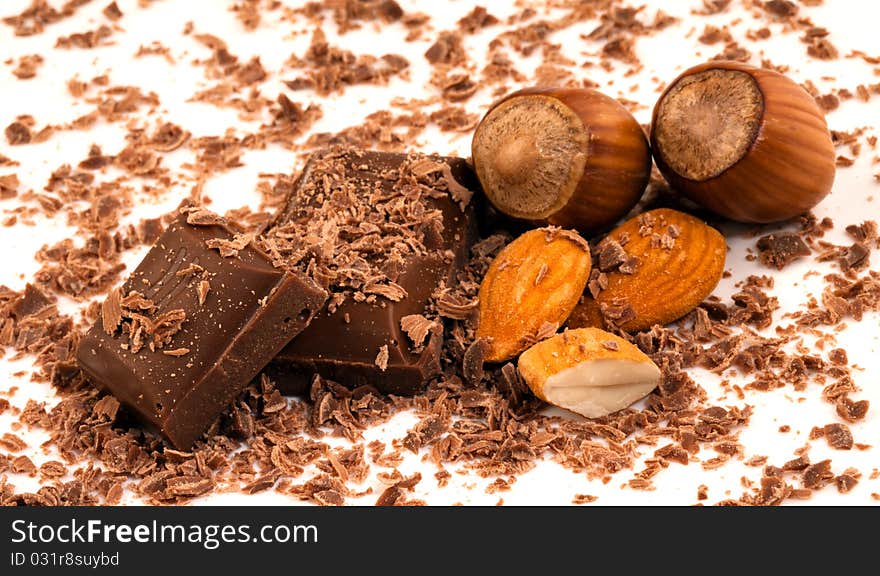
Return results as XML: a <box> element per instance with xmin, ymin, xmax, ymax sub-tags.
<box><xmin>0</xmin><ymin>506</ymin><xmax>870</xmax><ymax>572</ymax></box>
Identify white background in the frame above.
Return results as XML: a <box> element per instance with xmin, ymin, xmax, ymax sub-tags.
<box><xmin>1</xmin><ymin>0</ymin><xmax>879</xmax><ymax>505</ymax></box>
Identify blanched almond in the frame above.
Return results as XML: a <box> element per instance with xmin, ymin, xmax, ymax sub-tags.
<box><xmin>518</xmin><ymin>327</ymin><xmax>660</xmax><ymax>418</ymax></box>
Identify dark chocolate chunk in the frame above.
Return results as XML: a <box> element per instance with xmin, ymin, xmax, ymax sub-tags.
<box><xmin>76</xmin><ymin>212</ymin><xmax>327</xmax><ymax>449</ymax></box>
<box><xmin>263</xmin><ymin>148</ymin><xmax>477</xmax><ymax>396</ymax></box>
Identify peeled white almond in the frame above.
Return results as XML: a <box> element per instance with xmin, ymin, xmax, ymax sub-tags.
<box><xmin>518</xmin><ymin>327</ymin><xmax>660</xmax><ymax>418</ymax></box>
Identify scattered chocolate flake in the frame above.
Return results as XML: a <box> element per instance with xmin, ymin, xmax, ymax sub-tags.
<box><xmin>457</xmin><ymin>6</ymin><xmax>498</xmax><ymax>34</ymax></box>
<box><xmin>12</xmin><ymin>54</ymin><xmax>43</xmax><ymax>79</ymax></box>
<box><xmin>285</xmin><ymin>28</ymin><xmax>409</xmax><ymax>96</ymax></box>
<box><xmin>102</xmin><ymin>2</ymin><xmax>123</xmax><ymax>21</ymax></box>
<box><xmin>807</xmin><ymin>37</ymin><xmax>839</xmax><ymax>60</ymax></box>
<box><xmin>803</xmin><ymin>460</ymin><xmax>834</xmax><ymax>489</ymax></box>
<box><xmin>835</xmin><ymin>468</ymin><xmax>860</xmax><ymax>494</ymax></box>
<box><xmin>39</xmin><ymin>460</ymin><xmax>67</xmax><ymax>479</ymax></box>
<box><xmin>756</xmin><ymin>233</ymin><xmax>811</xmax><ymax>269</ymax></box>
<box><xmin>55</xmin><ymin>25</ymin><xmax>113</xmax><ymax>49</ymax></box>
<box><xmin>828</xmin><ymin>348</ymin><xmax>848</xmax><ymax>365</ymax></box>
<box><xmin>376</xmin><ymin>472</ymin><xmax>422</xmax><ymax>506</ymax></box>
<box><xmin>572</xmin><ymin>494</ymin><xmax>598</xmax><ymax>504</ymax></box>
<box><xmin>425</xmin><ymin>31</ymin><xmax>466</xmax><ymax>66</ymax></box>
<box><xmin>197</xmin><ymin>280</ymin><xmax>210</xmax><ymax>306</ymax></box>
<box><xmin>462</xmin><ymin>338</ymin><xmax>490</xmax><ymax>386</ymax></box>
<box><xmin>836</xmin><ymin>397</ymin><xmax>869</xmax><ymax>422</ymax></box>
<box><xmin>697</xmin><ymin>0</ymin><xmax>731</xmax><ymax>15</ymax></box>
<box><xmin>150</xmin><ymin>122</ymin><xmax>190</xmax><ymax>152</ymax></box>
<box><xmin>655</xmin><ymin>444</ymin><xmax>689</xmax><ymax>465</ymax></box>
<box><xmin>101</xmin><ymin>288</ymin><xmax>123</xmax><ymax>335</ymax></box>
<box><xmin>846</xmin><ymin>221</ymin><xmax>879</xmax><ymax>246</ymax></box>
<box><xmin>699</xmin><ymin>25</ymin><xmax>730</xmax><ymax>45</ymax></box>
<box><xmin>823</xmin><ymin>423</ymin><xmax>854</xmax><ymax>450</ymax></box>
<box><xmin>5</xmin><ymin>122</ymin><xmax>31</xmax><ymax>145</ymax></box>
<box><xmin>205</xmin><ymin>233</ymin><xmax>253</xmax><ymax>258</ymax></box>
<box><xmin>712</xmin><ymin>42</ymin><xmax>751</xmax><ymax>63</ymax></box>
<box><xmin>0</xmin><ymin>174</ymin><xmax>19</xmax><ymax>199</ymax></box>
<box><xmin>597</xmin><ymin>239</ymin><xmax>628</xmax><ymax>272</ymax></box>
<box><xmin>599</xmin><ymin>298</ymin><xmax>637</xmax><ymax>329</ymax></box>
<box><xmin>186</xmin><ymin>208</ymin><xmax>224</xmax><ymax>227</ymax></box>
<box><xmin>1</xmin><ymin>433</ymin><xmax>27</xmax><ymax>451</ymax></box>
<box><xmin>375</xmin><ymin>345</ymin><xmax>389</xmax><ymax>372</ymax></box>
<box><xmin>764</xmin><ymin>1</ymin><xmax>798</xmax><ymax>18</ymax></box>
<box><xmin>3</xmin><ymin>0</ymin><xmax>91</xmax><ymax>37</ymax></box>
<box><xmin>587</xmin><ymin>269</ymin><xmax>609</xmax><ymax>299</ymax></box>
<box><xmin>11</xmin><ymin>455</ymin><xmax>37</xmax><ymax>476</ymax></box>
<box><xmin>750</xmin><ymin>475</ymin><xmax>792</xmax><ymax>505</ymax></box>
<box><xmin>162</xmin><ymin>348</ymin><xmax>190</xmax><ymax>357</ymax></box>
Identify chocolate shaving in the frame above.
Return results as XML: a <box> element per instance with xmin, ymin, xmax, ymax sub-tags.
<box><xmin>803</xmin><ymin>460</ymin><xmax>834</xmax><ymax>489</ymax></box>
<box><xmin>0</xmin><ymin>174</ymin><xmax>18</xmax><ymax>199</ymax></box>
<box><xmin>375</xmin><ymin>345</ymin><xmax>389</xmax><ymax>371</ymax></box>
<box><xmin>463</xmin><ymin>338</ymin><xmax>491</xmax><ymax>386</ymax></box>
<box><xmin>400</xmin><ymin>314</ymin><xmax>436</xmax><ymax>348</ymax></box>
<box><xmin>197</xmin><ymin>280</ymin><xmax>210</xmax><ymax>306</ymax></box>
<box><xmin>5</xmin><ymin>121</ymin><xmax>31</xmax><ymax>145</ymax></box>
<box><xmin>823</xmin><ymin>423</ymin><xmax>854</xmax><ymax>450</ymax></box>
<box><xmin>162</xmin><ymin>348</ymin><xmax>190</xmax><ymax>357</ymax></box>
<box><xmin>597</xmin><ymin>239</ymin><xmax>628</xmax><ymax>272</ymax></box>
<box><xmin>836</xmin><ymin>397</ymin><xmax>869</xmax><ymax>422</ymax></box>
<box><xmin>424</xmin><ymin>31</ymin><xmax>466</xmax><ymax>65</ymax></box>
<box><xmin>436</xmin><ymin>292</ymin><xmax>478</xmax><ymax>320</ymax></box>
<box><xmin>103</xmin><ymin>2</ymin><xmax>123</xmax><ymax>21</ymax></box>
<box><xmin>205</xmin><ymin>233</ymin><xmax>252</xmax><ymax>258</ymax></box>
<box><xmin>756</xmin><ymin>233</ymin><xmax>811</xmax><ymax>269</ymax></box>
<box><xmin>101</xmin><ymin>288</ymin><xmax>123</xmax><ymax>335</ymax></box>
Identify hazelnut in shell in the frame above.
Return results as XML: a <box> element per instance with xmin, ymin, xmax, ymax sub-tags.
<box><xmin>651</xmin><ymin>61</ymin><xmax>836</xmax><ymax>223</ymax></box>
<box><xmin>471</xmin><ymin>87</ymin><xmax>652</xmax><ymax>234</ymax></box>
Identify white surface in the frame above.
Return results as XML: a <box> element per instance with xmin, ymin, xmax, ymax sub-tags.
<box><xmin>1</xmin><ymin>0</ymin><xmax>879</xmax><ymax>505</ymax></box>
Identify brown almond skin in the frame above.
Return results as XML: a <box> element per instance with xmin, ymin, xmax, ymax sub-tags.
<box><xmin>473</xmin><ymin>87</ymin><xmax>652</xmax><ymax>234</ymax></box>
<box><xmin>651</xmin><ymin>61</ymin><xmax>835</xmax><ymax>223</ymax></box>
<box><xmin>569</xmin><ymin>208</ymin><xmax>726</xmax><ymax>332</ymax></box>
<box><xmin>477</xmin><ymin>228</ymin><xmax>591</xmax><ymax>362</ymax></box>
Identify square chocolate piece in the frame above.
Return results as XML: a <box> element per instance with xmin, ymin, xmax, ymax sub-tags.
<box><xmin>76</xmin><ymin>212</ymin><xmax>327</xmax><ymax>449</ymax></box>
<box><xmin>261</xmin><ymin>148</ymin><xmax>477</xmax><ymax>395</ymax></box>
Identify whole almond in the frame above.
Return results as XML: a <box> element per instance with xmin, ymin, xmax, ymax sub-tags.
<box><xmin>518</xmin><ymin>327</ymin><xmax>660</xmax><ymax>418</ymax></box>
<box><xmin>477</xmin><ymin>227</ymin><xmax>591</xmax><ymax>362</ymax></box>
<box><xmin>569</xmin><ymin>208</ymin><xmax>725</xmax><ymax>332</ymax></box>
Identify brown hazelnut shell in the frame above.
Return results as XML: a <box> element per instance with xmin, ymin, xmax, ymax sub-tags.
<box><xmin>472</xmin><ymin>87</ymin><xmax>652</xmax><ymax>234</ymax></box>
<box><xmin>651</xmin><ymin>61</ymin><xmax>836</xmax><ymax>224</ymax></box>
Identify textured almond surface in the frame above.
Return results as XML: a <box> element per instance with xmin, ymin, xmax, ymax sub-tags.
<box><xmin>570</xmin><ymin>208</ymin><xmax>726</xmax><ymax>332</ymax></box>
<box><xmin>477</xmin><ymin>228</ymin><xmax>591</xmax><ymax>362</ymax></box>
<box><xmin>518</xmin><ymin>327</ymin><xmax>660</xmax><ymax>418</ymax></box>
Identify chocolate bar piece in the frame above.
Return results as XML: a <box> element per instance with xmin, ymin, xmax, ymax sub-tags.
<box><xmin>76</xmin><ymin>212</ymin><xmax>327</xmax><ymax>449</ymax></box>
<box><xmin>261</xmin><ymin>148</ymin><xmax>477</xmax><ymax>396</ymax></box>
